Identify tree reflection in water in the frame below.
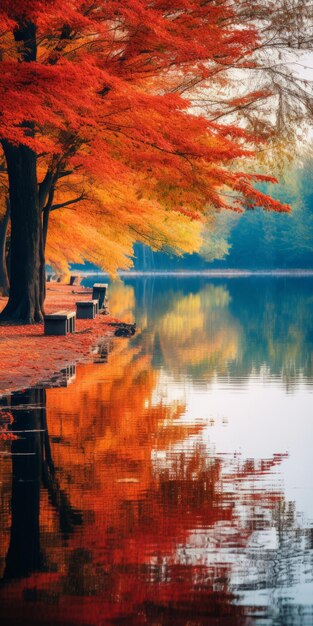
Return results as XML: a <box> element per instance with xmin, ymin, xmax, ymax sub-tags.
<box><xmin>125</xmin><ymin>276</ymin><xmax>313</xmax><ymax>386</ymax></box>
<box><xmin>0</xmin><ymin>388</ymin><xmax>82</xmax><ymax>584</ymax></box>
<box><xmin>0</xmin><ymin>277</ymin><xmax>313</xmax><ymax>625</ymax></box>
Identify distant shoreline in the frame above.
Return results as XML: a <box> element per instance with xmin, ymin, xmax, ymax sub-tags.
<box><xmin>71</xmin><ymin>269</ymin><xmax>313</xmax><ymax>278</ymax></box>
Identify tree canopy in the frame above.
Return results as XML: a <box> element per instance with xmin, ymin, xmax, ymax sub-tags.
<box><xmin>0</xmin><ymin>0</ymin><xmax>297</xmax><ymax>321</ymax></box>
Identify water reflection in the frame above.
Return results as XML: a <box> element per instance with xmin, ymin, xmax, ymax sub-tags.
<box><xmin>0</xmin><ymin>277</ymin><xmax>313</xmax><ymax>625</ymax></box>
<box><xmin>0</xmin><ymin>389</ymin><xmax>82</xmax><ymax>583</ymax></box>
<box><xmin>116</xmin><ymin>276</ymin><xmax>313</xmax><ymax>386</ymax></box>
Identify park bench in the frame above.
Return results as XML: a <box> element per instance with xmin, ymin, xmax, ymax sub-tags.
<box><xmin>44</xmin><ymin>310</ymin><xmax>76</xmax><ymax>336</ymax></box>
<box><xmin>76</xmin><ymin>299</ymin><xmax>99</xmax><ymax>319</ymax></box>
<box><xmin>92</xmin><ymin>283</ymin><xmax>108</xmax><ymax>309</ymax></box>
<box><xmin>70</xmin><ymin>275</ymin><xmax>82</xmax><ymax>286</ymax></box>
<box><xmin>47</xmin><ymin>274</ymin><xmax>59</xmax><ymax>282</ymax></box>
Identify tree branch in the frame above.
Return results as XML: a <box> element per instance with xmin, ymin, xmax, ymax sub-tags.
<box><xmin>50</xmin><ymin>193</ymin><xmax>85</xmax><ymax>212</ymax></box>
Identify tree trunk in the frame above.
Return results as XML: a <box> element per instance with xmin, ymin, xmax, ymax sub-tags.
<box><xmin>0</xmin><ymin>198</ymin><xmax>10</xmax><ymax>297</ymax></box>
<box><xmin>43</xmin><ymin>206</ymin><xmax>50</xmax><ymax>252</ymax></box>
<box><xmin>39</xmin><ymin>212</ymin><xmax>46</xmax><ymax>314</ymax></box>
<box><xmin>0</xmin><ymin>19</ymin><xmax>45</xmax><ymax>323</ymax></box>
<box><xmin>0</xmin><ymin>141</ymin><xmax>44</xmax><ymax>323</ymax></box>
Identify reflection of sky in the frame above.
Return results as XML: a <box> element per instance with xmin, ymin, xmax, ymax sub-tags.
<box><xmin>154</xmin><ymin>372</ymin><xmax>313</xmax><ymax>521</ymax></box>
<box><xmin>152</xmin><ymin>371</ymin><xmax>313</xmax><ymax>610</ymax></box>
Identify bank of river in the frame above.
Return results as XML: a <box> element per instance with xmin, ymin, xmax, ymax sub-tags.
<box><xmin>0</xmin><ymin>284</ymin><xmax>117</xmax><ymax>397</ymax></box>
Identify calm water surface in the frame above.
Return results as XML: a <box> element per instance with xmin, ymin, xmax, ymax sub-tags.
<box><xmin>1</xmin><ymin>277</ymin><xmax>313</xmax><ymax>625</ymax></box>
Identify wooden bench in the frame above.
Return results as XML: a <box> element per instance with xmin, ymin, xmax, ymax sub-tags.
<box><xmin>70</xmin><ymin>275</ymin><xmax>82</xmax><ymax>286</ymax></box>
<box><xmin>76</xmin><ymin>299</ymin><xmax>99</xmax><ymax>319</ymax></box>
<box><xmin>44</xmin><ymin>310</ymin><xmax>76</xmax><ymax>336</ymax></box>
<box><xmin>47</xmin><ymin>274</ymin><xmax>58</xmax><ymax>282</ymax></box>
<box><xmin>92</xmin><ymin>283</ymin><xmax>108</xmax><ymax>309</ymax></box>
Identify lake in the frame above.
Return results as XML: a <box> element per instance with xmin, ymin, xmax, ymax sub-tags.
<box><xmin>1</xmin><ymin>276</ymin><xmax>313</xmax><ymax>625</ymax></box>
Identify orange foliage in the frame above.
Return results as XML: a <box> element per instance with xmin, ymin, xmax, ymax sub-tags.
<box><xmin>0</xmin><ymin>1</ymin><xmax>289</xmax><ymax>276</ymax></box>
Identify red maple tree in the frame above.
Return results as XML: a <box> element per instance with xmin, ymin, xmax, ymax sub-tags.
<box><xmin>0</xmin><ymin>1</ymin><xmax>288</xmax><ymax>322</ymax></box>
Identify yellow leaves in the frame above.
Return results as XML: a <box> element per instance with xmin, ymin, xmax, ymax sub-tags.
<box><xmin>45</xmin><ymin>164</ymin><xmax>203</xmax><ymax>274</ymax></box>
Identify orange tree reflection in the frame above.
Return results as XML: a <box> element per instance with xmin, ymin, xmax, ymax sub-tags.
<box><xmin>0</xmin><ymin>343</ymin><xmax>290</xmax><ymax>626</ymax></box>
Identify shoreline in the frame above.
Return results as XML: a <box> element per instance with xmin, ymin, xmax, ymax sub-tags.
<box><xmin>2</xmin><ymin>269</ymin><xmax>313</xmax><ymax>397</ymax></box>
<box><xmin>0</xmin><ymin>285</ymin><xmax>118</xmax><ymax>399</ymax></box>
<box><xmin>69</xmin><ymin>269</ymin><xmax>313</xmax><ymax>278</ymax></box>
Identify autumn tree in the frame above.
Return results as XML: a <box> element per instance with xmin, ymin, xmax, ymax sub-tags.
<box><xmin>0</xmin><ymin>1</ymin><xmax>290</xmax><ymax>323</ymax></box>
<box><xmin>196</xmin><ymin>0</ymin><xmax>313</xmax><ymax>166</ymax></box>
